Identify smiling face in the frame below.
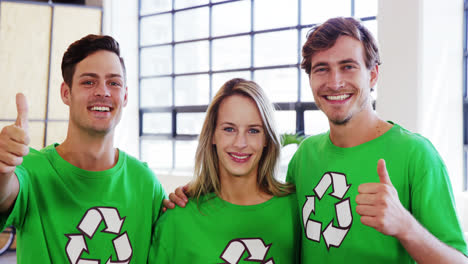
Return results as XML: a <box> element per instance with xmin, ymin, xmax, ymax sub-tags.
<box><xmin>213</xmin><ymin>94</ymin><xmax>266</xmax><ymax>181</ymax></box>
<box><xmin>309</xmin><ymin>35</ymin><xmax>378</xmax><ymax>126</ymax></box>
<box><xmin>61</xmin><ymin>50</ymin><xmax>128</xmax><ymax>136</ymax></box>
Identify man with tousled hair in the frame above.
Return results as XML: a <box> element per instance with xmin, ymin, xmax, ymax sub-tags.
<box><xmin>0</xmin><ymin>34</ymin><xmax>165</xmax><ymax>263</ymax></box>
<box><xmin>286</xmin><ymin>17</ymin><xmax>467</xmax><ymax>263</ymax></box>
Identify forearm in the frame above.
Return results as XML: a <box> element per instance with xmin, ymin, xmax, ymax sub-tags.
<box><xmin>398</xmin><ymin>215</ymin><xmax>467</xmax><ymax>264</ymax></box>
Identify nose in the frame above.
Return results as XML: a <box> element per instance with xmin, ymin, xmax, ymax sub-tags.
<box><xmin>327</xmin><ymin>69</ymin><xmax>344</xmax><ymax>90</ymax></box>
<box><xmin>94</xmin><ymin>82</ymin><xmax>111</xmax><ymax>97</ymax></box>
<box><xmin>233</xmin><ymin>132</ymin><xmax>248</xmax><ymax>149</ymax></box>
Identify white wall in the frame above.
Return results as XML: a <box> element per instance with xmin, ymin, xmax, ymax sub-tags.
<box><xmin>378</xmin><ymin>0</ymin><xmax>464</xmax><ymax>191</ymax></box>
<box><xmin>378</xmin><ymin>0</ymin><xmax>467</xmax><ymax>235</ymax></box>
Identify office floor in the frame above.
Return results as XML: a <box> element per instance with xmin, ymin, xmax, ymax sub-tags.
<box><xmin>0</xmin><ymin>252</ymin><xmax>15</xmax><ymax>264</ymax></box>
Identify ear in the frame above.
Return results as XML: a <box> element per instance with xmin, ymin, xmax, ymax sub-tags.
<box><xmin>369</xmin><ymin>64</ymin><xmax>379</xmax><ymax>88</ymax></box>
<box><xmin>61</xmin><ymin>82</ymin><xmax>71</xmax><ymax>106</ymax></box>
<box><xmin>123</xmin><ymin>86</ymin><xmax>128</xmax><ymax>107</ymax></box>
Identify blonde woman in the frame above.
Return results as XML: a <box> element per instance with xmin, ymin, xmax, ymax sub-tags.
<box><xmin>149</xmin><ymin>78</ymin><xmax>300</xmax><ymax>263</ymax></box>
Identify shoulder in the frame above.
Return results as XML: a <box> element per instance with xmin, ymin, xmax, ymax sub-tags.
<box><xmin>158</xmin><ymin>199</ymin><xmax>199</xmax><ymax>225</ymax></box>
<box><xmin>387</xmin><ymin>123</ymin><xmax>445</xmax><ymax>170</ymax></box>
<box><xmin>388</xmin><ymin>123</ymin><xmax>439</xmax><ymax>154</ymax></box>
<box><xmin>118</xmin><ymin>150</ymin><xmax>166</xmax><ymax>193</ymax></box>
<box><xmin>300</xmin><ymin>133</ymin><xmax>327</xmax><ymax>147</ymax></box>
<box><xmin>274</xmin><ymin>193</ymin><xmax>298</xmax><ymax>207</ymax></box>
<box><xmin>19</xmin><ymin>146</ymin><xmax>53</xmax><ymax>171</ymax></box>
<box><xmin>289</xmin><ymin>133</ymin><xmax>327</xmax><ymax>163</ymax></box>
<box><xmin>119</xmin><ymin>150</ymin><xmax>156</xmax><ymax>177</ymax></box>
<box><xmin>292</xmin><ymin>133</ymin><xmax>327</xmax><ymax>156</ymax></box>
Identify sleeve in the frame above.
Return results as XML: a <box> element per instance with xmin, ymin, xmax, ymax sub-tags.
<box><xmin>0</xmin><ymin>165</ymin><xmax>29</xmax><ymax>231</ymax></box>
<box><xmin>409</xmin><ymin>139</ymin><xmax>467</xmax><ymax>255</ymax></box>
<box><xmin>147</xmin><ymin>212</ymin><xmax>172</xmax><ymax>264</ymax></box>
<box><xmin>286</xmin><ymin>148</ymin><xmax>298</xmax><ymax>185</ymax></box>
<box><xmin>153</xmin><ymin>174</ymin><xmax>167</xmax><ymax>219</ymax></box>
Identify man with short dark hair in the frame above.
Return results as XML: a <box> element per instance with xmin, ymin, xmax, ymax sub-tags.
<box><xmin>0</xmin><ymin>34</ymin><xmax>165</xmax><ymax>263</ymax></box>
<box><xmin>287</xmin><ymin>17</ymin><xmax>467</xmax><ymax>263</ymax></box>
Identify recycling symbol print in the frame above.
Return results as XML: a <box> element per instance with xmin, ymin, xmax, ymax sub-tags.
<box><xmin>65</xmin><ymin>207</ymin><xmax>133</xmax><ymax>264</ymax></box>
<box><xmin>219</xmin><ymin>238</ymin><xmax>275</xmax><ymax>264</ymax></box>
<box><xmin>302</xmin><ymin>172</ymin><xmax>353</xmax><ymax>250</ymax></box>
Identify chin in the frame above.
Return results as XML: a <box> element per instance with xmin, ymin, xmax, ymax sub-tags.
<box><xmin>330</xmin><ymin>117</ymin><xmax>351</xmax><ymax>126</ymax></box>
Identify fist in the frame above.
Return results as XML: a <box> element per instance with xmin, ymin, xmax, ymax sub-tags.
<box><xmin>0</xmin><ymin>93</ymin><xmax>30</xmax><ymax>174</ymax></box>
<box><xmin>355</xmin><ymin>159</ymin><xmax>411</xmax><ymax>238</ymax></box>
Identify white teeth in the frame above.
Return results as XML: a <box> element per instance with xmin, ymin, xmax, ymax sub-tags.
<box><xmin>326</xmin><ymin>94</ymin><xmax>350</xmax><ymax>101</ymax></box>
<box><xmin>91</xmin><ymin>106</ymin><xmax>110</xmax><ymax>112</ymax></box>
<box><xmin>231</xmin><ymin>154</ymin><xmax>249</xmax><ymax>159</ymax></box>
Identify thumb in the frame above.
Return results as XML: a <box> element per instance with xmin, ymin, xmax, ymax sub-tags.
<box><xmin>377</xmin><ymin>159</ymin><xmax>392</xmax><ymax>186</ymax></box>
<box><xmin>15</xmin><ymin>93</ymin><xmax>29</xmax><ymax>131</ymax></box>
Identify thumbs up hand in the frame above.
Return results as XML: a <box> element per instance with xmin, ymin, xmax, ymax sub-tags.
<box><xmin>356</xmin><ymin>159</ymin><xmax>412</xmax><ymax>238</ymax></box>
<box><xmin>0</xmin><ymin>93</ymin><xmax>30</xmax><ymax>175</ymax></box>
<box><xmin>15</xmin><ymin>93</ymin><xmax>29</xmax><ymax>132</ymax></box>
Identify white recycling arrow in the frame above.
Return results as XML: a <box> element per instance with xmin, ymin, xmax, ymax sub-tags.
<box><xmin>330</xmin><ymin>172</ymin><xmax>351</xmax><ymax>199</ymax></box>
<box><xmin>66</xmin><ymin>235</ymin><xmax>87</xmax><ymax>264</ymax></box>
<box><xmin>242</xmin><ymin>239</ymin><xmax>270</xmax><ymax>261</ymax></box>
<box><xmin>113</xmin><ymin>232</ymin><xmax>132</xmax><ymax>261</ymax></box>
<box><xmin>100</xmin><ymin>207</ymin><xmax>125</xmax><ymax>234</ymax></box>
<box><xmin>314</xmin><ymin>173</ymin><xmax>332</xmax><ymax>199</ymax></box>
<box><xmin>77</xmin><ymin>260</ymin><xmax>99</xmax><ymax>264</ymax></box>
<box><xmin>322</xmin><ymin>221</ymin><xmax>350</xmax><ymax>249</ymax></box>
<box><xmin>302</xmin><ymin>196</ymin><xmax>315</xmax><ymax>227</ymax></box>
<box><xmin>221</xmin><ymin>240</ymin><xmax>244</xmax><ymax>263</ymax></box>
<box><xmin>303</xmin><ymin>172</ymin><xmax>353</xmax><ymax>249</ymax></box>
<box><xmin>302</xmin><ymin>196</ymin><xmax>321</xmax><ymax>242</ymax></box>
<box><xmin>305</xmin><ymin>219</ymin><xmax>322</xmax><ymax>242</ymax></box>
<box><xmin>336</xmin><ymin>198</ymin><xmax>352</xmax><ymax>228</ymax></box>
<box><xmin>79</xmin><ymin>209</ymin><xmax>102</xmax><ymax>238</ymax></box>
<box><xmin>220</xmin><ymin>238</ymin><xmax>273</xmax><ymax>264</ymax></box>
<box><xmin>105</xmin><ymin>259</ymin><xmax>129</xmax><ymax>264</ymax></box>
<box><xmin>66</xmin><ymin>207</ymin><xmax>133</xmax><ymax>263</ymax></box>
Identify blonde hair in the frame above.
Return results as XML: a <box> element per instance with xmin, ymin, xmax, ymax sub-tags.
<box><xmin>187</xmin><ymin>78</ymin><xmax>295</xmax><ymax>202</ymax></box>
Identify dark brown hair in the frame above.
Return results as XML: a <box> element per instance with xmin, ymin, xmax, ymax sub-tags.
<box><xmin>61</xmin><ymin>34</ymin><xmax>126</xmax><ymax>87</ymax></box>
<box><xmin>301</xmin><ymin>17</ymin><xmax>381</xmax><ymax>75</ymax></box>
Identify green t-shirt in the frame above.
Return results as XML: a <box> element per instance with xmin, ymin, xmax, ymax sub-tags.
<box><xmin>149</xmin><ymin>193</ymin><xmax>301</xmax><ymax>263</ymax></box>
<box><xmin>1</xmin><ymin>144</ymin><xmax>166</xmax><ymax>264</ymax></box>
<box><xmin>286</xmin><ymin>123</ymin><xmax>467</xmax><ymax>263</ymax></box>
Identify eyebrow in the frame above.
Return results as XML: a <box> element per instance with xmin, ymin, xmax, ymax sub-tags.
<box><xmin>219</xmin><ymin>121</ymin><xmax>263</xmax><ymax>128</ymax></box>
<box><xmin>339</xmin><ymin>59</ymin><xmax>360</xmax><ymax>65</ymax></box>
<box><xmin>311</xmin><ymin>58</ymin><xmax>360</xmax><ymax>71</ymax></box>
<box><xmin>78</xmin><ymin>73</ymin><xmax>123</xmax><ymax>79</ymax></box>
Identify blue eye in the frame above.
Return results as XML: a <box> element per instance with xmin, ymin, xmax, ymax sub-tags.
<box><xmin>110</xmin><ymin>81</ymin><xmax>122</xmax><ymax>87</ymax></box>
<box><xmin>249</xmin><ymin>128</ymin><xmax>260</xmax><ymax>134</ymax></box>
<box><xmin>313</xmin><ymin>67</ymin><xmax>328</xmax><ymax>74</ymax></box>
<box><xmin>223</xmin><ymin>127</ymin><xmax>234</xmax><ymax>132</ymax></box>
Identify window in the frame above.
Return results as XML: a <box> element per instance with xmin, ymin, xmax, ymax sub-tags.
<box><xmin>138</xmin><ymin>0</ymin><xmax>377</xmax><ymax>175</ymax></box>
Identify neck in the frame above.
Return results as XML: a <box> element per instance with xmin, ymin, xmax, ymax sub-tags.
<box><xmin>56</xmin><ymin>125</ymin><xmax>117</xmax><ymax>171</ymax></box>
<box><xmin>329</xmin><ymin>109</ymin><xmax>392</xmax><ymax>148</ymax></box>
<box><xmin>219</xmin><ymin>172</ymin><xmax>272</xmax><ymax>205</ymax></box>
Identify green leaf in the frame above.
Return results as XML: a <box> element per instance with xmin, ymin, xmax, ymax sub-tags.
<box><xmin>280</xmin><ymin>133</ymin><xmax>305</xmax><ymax>147</ymax></box>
